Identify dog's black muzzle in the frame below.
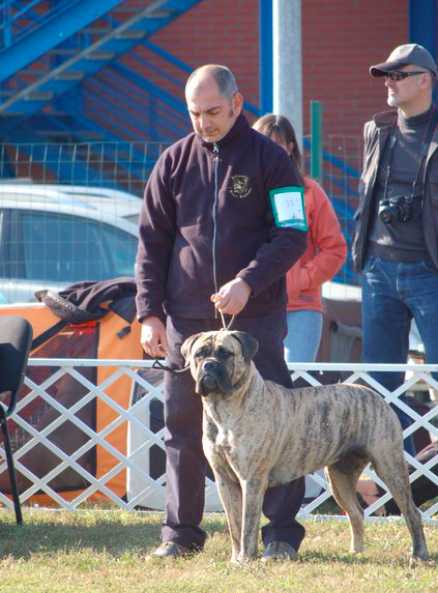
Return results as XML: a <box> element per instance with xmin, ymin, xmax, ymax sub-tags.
<box><xmin>196</xmin><ymin>359</ymin><xmax>233</xmax><ymax>396</ymax></box>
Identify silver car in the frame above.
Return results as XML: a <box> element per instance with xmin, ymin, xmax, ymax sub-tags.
<box><xmin>0</xmin><ymin>183</ymin><xmax>142</xmax><ymax>303</ymax></box>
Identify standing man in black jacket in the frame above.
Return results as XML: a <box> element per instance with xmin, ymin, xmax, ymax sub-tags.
<box><xmin>352</xmin><ymin>44</ymin><xmax>438</xmax><ymax>455</ymax></box>
<box><xmin>136</xmin><ymin>64</ymin><xmax>308</xmax><ymax>560</ymax></box>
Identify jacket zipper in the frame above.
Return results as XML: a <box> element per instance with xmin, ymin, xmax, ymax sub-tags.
<box><xmin>212</xmin><ymin>143</ymin><xmax>220</xmax><ymax>315</ymax></box>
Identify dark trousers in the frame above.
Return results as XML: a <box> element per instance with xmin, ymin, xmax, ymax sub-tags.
<box><xmin>161</xmin><ymin>311</ymin><xmax>305</xmax><ymax>551</ymax></box>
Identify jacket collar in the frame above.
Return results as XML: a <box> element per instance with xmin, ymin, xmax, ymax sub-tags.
<box><xmin>372</xmin><ymin>109</ymin><xmax>398</xmax><ymax>129</ymax></box>
<box><xmin>197</xmin><ymin>113</ymin><xmax>250</xmax><ymax>150</ymax></box>
<box><xmin>372</xmin><ymin>105</ymin><xmax>438</xmax><ymax>130</ymax></box>
<box><xmin>372</xmin><ymin>107</ymin><xmax>438</xmax><ymax>169</ymax></box>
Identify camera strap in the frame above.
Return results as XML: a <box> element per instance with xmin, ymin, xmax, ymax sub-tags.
<box><xmin>382</xmin><ymin>107</ymin><xmax>438</xmax><ymax>203</ymax></box>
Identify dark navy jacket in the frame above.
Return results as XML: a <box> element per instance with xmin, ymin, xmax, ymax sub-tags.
<box><xmin>135</xmin><ymin>114</ymin><xmax>307</xmax><ymax>321</ymax></box>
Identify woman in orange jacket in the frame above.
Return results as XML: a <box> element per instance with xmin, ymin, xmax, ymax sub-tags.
<box><xmin>253</xmin><ymin>114</ymin><xmax>347</xmax><ymax>362</ymax></box>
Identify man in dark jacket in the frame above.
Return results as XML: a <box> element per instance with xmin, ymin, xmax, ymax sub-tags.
<box><xmin>135</xmin><ymin>64</ymin><xmax>308</xmax><ymax>560</ymax></box>
<box><xmin>352</xmin><ymin>44</ymin><xmax>438</xmax><ymax>455</ymax></box>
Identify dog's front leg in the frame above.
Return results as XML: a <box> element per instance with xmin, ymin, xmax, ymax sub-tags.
<box><xmin>213</xmin><ymin>467</ymin><xmax>243</xmax><ymax>563</ymax></box>
<box><xmin>239</xmin><ymin>475</ymin><xmax>268</xmax><ymax>562</ymax></box>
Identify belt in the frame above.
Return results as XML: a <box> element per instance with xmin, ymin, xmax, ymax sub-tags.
<box><xmin>367</xmin><ymin>242</ymin><xmax>431</xmax><ymax>264</ymax></box>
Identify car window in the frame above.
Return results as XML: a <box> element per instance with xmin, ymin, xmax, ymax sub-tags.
<box><xmin>97</xmin><ymin>223</ymin><xmax>138</xmax><ymax>277</ymax></box>
<box><xmin>13</xmin><ymin>211</ymin><xmax>137</xmax><ymax>282</ymax></box>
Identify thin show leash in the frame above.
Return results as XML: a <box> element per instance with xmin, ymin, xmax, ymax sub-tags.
<box><xmin>219</xmin><ymin>311</ymin><xmax>236</xmax><ymax>331</ymax></box>
<box><xmin>151</xmin><ymin>313</ymin><xmax>236</xmax><ymax>375</ymax></box>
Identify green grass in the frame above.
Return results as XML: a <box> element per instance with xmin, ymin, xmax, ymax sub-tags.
<box><xmin>0</xmin><ymin>509</ymin><xmax>437</xmax><ymax>593</ymax></box>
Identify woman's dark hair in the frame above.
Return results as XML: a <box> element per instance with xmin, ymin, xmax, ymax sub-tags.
<box><xmin>253</xmin><ymin>114</ymin><xmax>304</xmax><ymax>175</ymax></box>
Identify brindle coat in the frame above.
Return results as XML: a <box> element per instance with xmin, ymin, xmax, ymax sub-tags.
<box><xmin>181</xmin><ymin>330</ymin><xmax>429</xmax><ymax>564</ymax></box>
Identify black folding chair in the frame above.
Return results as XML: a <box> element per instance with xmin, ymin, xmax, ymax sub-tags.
<box><xmin>0</xmin><ymin>316</ymin><xmax>33</xmax><ymax>525</ymax></box>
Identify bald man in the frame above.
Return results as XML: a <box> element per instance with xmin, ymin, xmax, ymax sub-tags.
<box><xmin>135</xmin><ymin>64</ymin><xmax>308</xmax><ymax>560</ymax></box>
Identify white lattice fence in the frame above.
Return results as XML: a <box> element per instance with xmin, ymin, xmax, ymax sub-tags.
<box><xmin>1</xmin><ymin>358</ymin><xmax>437</xmax><ymax>522</ymax></box>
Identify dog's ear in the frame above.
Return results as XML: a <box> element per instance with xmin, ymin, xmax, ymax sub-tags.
<box><xmin>230</xmin><ymin>331</ymin><xmax>259</xmax><ymax>362</ymax></box>
<box><xmin>181</xmin><ymin>332</ymin><xmax>204</xmax><ymax>362</ymax></box>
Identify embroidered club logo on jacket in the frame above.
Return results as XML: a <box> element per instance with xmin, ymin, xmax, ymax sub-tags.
<box><xmin>229</xmin><ymin>175</ymin><xmax>252</xmax><ymax>198</ymax></box>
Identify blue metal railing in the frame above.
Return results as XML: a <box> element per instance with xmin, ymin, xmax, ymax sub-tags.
<box><xmin>137</xmin><ymin>39</ymin><xmax>261</xmax><ymax>117</ymax></box>
<box><xmin>1</xmin><ymin>0</ymin><xmax>80</xmax><ymax>48</ymax></box>
<box><xmin>0</xmin><ymin>0</ymin><xmax>205</xmax><ymax>116</ymax></box>
<box><xmin>0</xmin><ymin>3</ymin><xmax>360</xmax><ymax>284</ymax></box>
<box><xmin>0</xmin><ymin>0</ymin><xmax>126</xmax><ymax>84</ymax></box>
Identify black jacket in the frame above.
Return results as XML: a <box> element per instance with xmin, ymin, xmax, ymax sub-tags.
<box><xmin>352</xmin><ymin>108</ymin><xmax>438</xmax><ymax>271</ymax></box>
<box><xmin>135</xmin><ymin>114</ymin><xmax>307</xmax><ymax>321</ymax></box>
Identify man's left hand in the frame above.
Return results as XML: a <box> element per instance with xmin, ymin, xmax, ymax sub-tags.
<box><xmin>210</xmin><ymin>278</ymin><xmax>251</xmax><ymax>315</ymax></box>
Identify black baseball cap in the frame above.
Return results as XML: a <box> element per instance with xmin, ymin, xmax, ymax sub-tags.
<box><xmin>370</xmin><ymin>43</ymin><xmax>438</xmax><ymax>77</ymax></box>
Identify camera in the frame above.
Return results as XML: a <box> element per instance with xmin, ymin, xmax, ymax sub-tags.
<box><xmin>378</xmin><ymin>195</ymin><xmax>413</xmax><ymax>225</ymax></box>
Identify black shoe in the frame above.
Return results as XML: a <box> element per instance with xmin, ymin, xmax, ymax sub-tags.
<box><xmin>262</xmin><ymin>541</ymin><xmax>297</xmax><ymax>562</ymax></box>
<box><xmin>150</xmin><ymin>541</ymin><xmax>193</xmax><ymax>559</ymax></box>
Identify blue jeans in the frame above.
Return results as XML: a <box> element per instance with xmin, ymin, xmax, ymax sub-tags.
<box><xmin>284</xmin><ymin>310</ymin><xmax>323</xmax><ymax>363</ymax></box>
<box><xmin>362</xmin><ymin>255</ymin><xmax>438</xmax><ymax>456</ymax></box>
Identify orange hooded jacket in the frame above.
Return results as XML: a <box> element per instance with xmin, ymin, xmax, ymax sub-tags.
<box><xmin>286</xmin><ymin>177</ymin><xmax>347</xmax><ymax>312</ymax></box>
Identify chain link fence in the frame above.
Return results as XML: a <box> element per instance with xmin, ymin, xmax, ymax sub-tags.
<box><xmin>0</xmin><ymin>137</ymin><xmax>362</xmax><ymax>282</ymax></box>
<box><xmin>0</xmin><ymin>141</ymin><xmax>170</xmax><ymax>198</ymax></box>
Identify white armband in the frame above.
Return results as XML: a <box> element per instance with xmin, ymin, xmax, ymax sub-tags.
<box><xmin>269</xmin><ymin>186</ymin><xmax>308</xmax><ymax>231</ymax></box>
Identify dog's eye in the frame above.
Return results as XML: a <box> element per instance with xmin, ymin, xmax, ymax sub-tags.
<box><xmin>216</xmin><ymin>347</ymin><xmax>232</xmax><ymax>360</ymax></box>
<box><xmin>194</xmin><ymin>347</ymin><xmax>210</xmax><ymax>358</ymax></box>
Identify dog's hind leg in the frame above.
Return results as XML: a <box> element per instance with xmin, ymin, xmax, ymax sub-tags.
<box><xmin>371</xmin><ymin>451</ymin><xmax>429</xmax><ymax>561</ymax></box>
<box><xmin>326</xmin><ymin>462</ymin><xmax>367</xmax><ymax>553</ymax></box>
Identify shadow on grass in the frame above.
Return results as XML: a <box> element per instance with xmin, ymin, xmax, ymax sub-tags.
<box><xmin>2</xmin><ymin>512</ymin><xmax>436</xmax><ymax>570</ymax></box>
<box><xmin>0</xmin><ymin>516</ymin><xmax>161</xmax><ymax>560</ymax></box>
<box><xmin>0</xmin><ymin>510</ymin><xmax>229</xmax><ymax>561</ymax></box>
<box><xmin>300</xmin><ymin>549</ymin><xmax>438</xmax><ymax>568</ymax></box>
<box><xmin>302</xmin><ymin>550</ymin><xmax>394</xmax><ymax>567</ymax></box>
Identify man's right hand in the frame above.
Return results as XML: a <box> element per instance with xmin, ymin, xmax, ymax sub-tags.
<box><xmin>140</xmin><ymin>316</ymin><xmax>168</xmax><ymax>358</ymax></box>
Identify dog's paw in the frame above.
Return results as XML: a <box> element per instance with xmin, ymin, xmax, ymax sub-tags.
<box><xmin>233</xmin><ymin>553</ymin><xmax>256</xmax><ymax>565</ymax></box>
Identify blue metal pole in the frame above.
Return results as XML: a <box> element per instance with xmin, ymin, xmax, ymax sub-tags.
<box><xmin>259</xmin><ymin>0</ymin><xmax>273</xmax><ymax>115</ymax></box>
<box><xmin>3</xmin><ymin>0</ymin><xmax>12</xmax><ymax>48</ymax></box>
<box><xmin>408</xmin><ymin>0</ymin><xmax>437</xmax><ymax>59</ymax></box>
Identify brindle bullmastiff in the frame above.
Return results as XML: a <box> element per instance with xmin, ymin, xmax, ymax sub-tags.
<box><xmin>181</xmin><ymin>329</ymin><xmax>429</xmax><ymax>564</ymax></box>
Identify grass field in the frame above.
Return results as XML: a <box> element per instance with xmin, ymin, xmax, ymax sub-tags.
<box><xmin>0</xmin><ymin>509</ymin><xmax>437</xmax><ymax>593</ymax></box>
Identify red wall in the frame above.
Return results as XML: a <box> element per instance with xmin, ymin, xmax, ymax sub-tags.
<box><xmin>302</xmin><ymin>0</ymin><xmax>408</xmax><ymax>138</ymax></box>
<box><xmin>82</xmin><ymin>0</ymin><xmax>409</xmax><ymax>146</ymax></box>
<box><xmin>150</xmin><ymin>0</ymin><xmax>260</xmax><ymax>106</ymax></box>
<box><xmin>147</xmin><ymin>0</ymin><xmax>408</xmax><ymax>141</ymax></box>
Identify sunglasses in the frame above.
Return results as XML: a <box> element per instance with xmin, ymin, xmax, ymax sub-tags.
<box><xmin>383</xmin><ymin>70</ymin><xmax>426</xmax><ymax>82</ymax></box>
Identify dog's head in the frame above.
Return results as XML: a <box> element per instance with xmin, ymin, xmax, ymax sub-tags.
<box><xmin>181</xmin><ymin>330</ymin><xmax>259</xmax><ymax>397</ymax></box>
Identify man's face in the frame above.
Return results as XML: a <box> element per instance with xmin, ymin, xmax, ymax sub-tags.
<box><xmin>186</xmin><ymin>78</ymin><xmax>243</xmax><ymax>143</ymax></box>
<box><xmin>385</xmin><ymin>65</ymin><xmax>429</xmax><ymax>109</ymax></box>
